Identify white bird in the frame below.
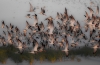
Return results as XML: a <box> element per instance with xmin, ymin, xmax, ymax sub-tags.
<box><xmin>47</xmin><ymin>20</ymin><xmax>54</xmax><ymax>34</ymax></box>
<box><xmin>23</xmin><ymin>29</ymin><xmax>27</xmax><ymax>36</ymax></box>
<box><xmin>33</xmin><ymin>40</ymin><xmax>39</xmax><ymax>52</ymax></box>
<box><xmin>84</xmin><ymin>24</ymin><xmax>89</xmax><ymax>32</ymax></box>
<box><xmin>17</xmin><ymin>40</ymin><xmax>23</xmax><ymax>53</ymax></box>
<box><xmin>69</xmin><ymin>15</ymin><xmax>76</xmax><ymax>27</ymax></box>
<box><xmin>9</xmin><ymin>39</ymin><xmax>13</xmax><ymax>45</ymax></box>
<box><xmin>92</xmin><ymin>44</ymin><xmax>100</xmax><ymax>54</ymax></box>
<box><xmin>62</xmin><ymin>40</ymin><xmax>69</xmax><ymax>57</ymax></box>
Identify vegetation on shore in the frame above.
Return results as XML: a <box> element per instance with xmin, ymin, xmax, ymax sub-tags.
<box><xmin>0</xmin><ymin>45</ymin><xmax>100</xmax><ymax>64</ymax></box>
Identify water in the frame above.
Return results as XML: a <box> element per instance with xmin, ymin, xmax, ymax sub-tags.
<box><xmin>0</xmin><ymin>57</ymin><xmax>100</xmax><ymax>65</ymax></box>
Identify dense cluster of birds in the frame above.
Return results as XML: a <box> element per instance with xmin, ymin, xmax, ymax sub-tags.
<box><xmin>0</xmin><ymin>3</ymin><xmax>100</xmax><ymax>57</ymax></box>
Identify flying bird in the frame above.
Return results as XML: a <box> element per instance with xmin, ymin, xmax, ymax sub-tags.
<box><xmin>87</xmin><ymin>7</ymin><xmax>94</xmax><ymax>18</ymax></box>
<box><xmin>40</xmin><ymin>7</ymin><xmax>46</xmax><ymax>15</ymax></box>
<box><xmin>62</xmin><ymin>40</ymin><xmax>69</xmax><ymax>57</ymax></box>
<box><xmin>92</xmin><ymin>44</ymin><xmax>100</xmax><ymax>54</ymax></box>
<box><xmin>29</xmin><ymin>2</ymin><xmax>35</xmax><ymax>12</ymax></box>
<box><xmin>2</xmin><ymin>21</ymin><xmax>5</xmax><ymax>28</ymax></box>
<box><xmin>96</xmin><ymin>6</ymin><xmax>99</xmax><ymax>15</ymax></box>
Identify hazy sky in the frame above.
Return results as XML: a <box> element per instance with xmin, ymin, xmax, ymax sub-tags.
<box><xmin>0</xmin><ymin>0</ymin><xmax>100</xmax><ymax>28</ymax></box>
<box><xmin>0</xmin><ymin>0</ymin><xmax>100</xmax><ymax>32</ymax></box>
<box><xmin>0</xmin><ymin>0</ymin><xmax>99</xmax><ymax>38</ymax></box>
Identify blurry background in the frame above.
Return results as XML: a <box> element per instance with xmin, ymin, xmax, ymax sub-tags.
<box><xmin>0</xmin><ymin>0</ymin><xmax>99</xmax><ymax>49</ymax></box>
<box><xmin>0</xmin><ymin>0</ymin><xmax>100</xmax><ymax>33</ymax></box>
<box><xmin>0</xmin><ymin>0</ymin><xmax>100</xmax><ymax>29</ymax></box>
<box><xmin>0</xmin><ymin>0</ymin><xmax>100</xmax><ymax>46</ymax></box>
<box><xmin>0</xmin><ymin>0</ymin><xmax>100</xmax><ymax>65</ymax></box>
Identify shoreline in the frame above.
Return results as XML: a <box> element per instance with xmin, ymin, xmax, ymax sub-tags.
<box><xmin>0</xmin><ymin>56</ymin><xmax>100</xmax><ymax>65</ymax></box>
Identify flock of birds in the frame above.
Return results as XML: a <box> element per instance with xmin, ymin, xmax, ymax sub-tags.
<box><xmin>0</xmin><ymin>2</ymin><xmax>100</xmax><ymax>57</ymax></box>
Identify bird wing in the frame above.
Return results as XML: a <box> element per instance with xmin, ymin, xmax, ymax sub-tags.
<box><xmin>85</xmin><ymin>11</ymin><xmax>89</xmax><ymax>20</ymax></box>
<box><xmin>2</xmin><ymin>21</ymin><xmax>5</xmax><ymax>28</ymax></box>
<box><xmin>29</xmin><ymin>2</ymin><xmax>34</xmax><ymax>12</ymax></box>
<box><xmin>96</xmin><ymin>6</ymin><xmax>99</xmax><ymax>16</ymax></box>
<box><xmin>88</xmin><ymin>7</ymin><xmax>94</xmax><ymax>18</ymax></box>
<box><xmin>65</xmin><ymin>8</ymin><xmax>67</xmax><ymax>13</ymax></box>
<box><xmin>43</xmin><ymin>9</ymin><xmax>45</xmax><ymax>13</ymax></box>
<box><xmin>64</xmin><ymin>42</ymin><xmax>68</xmax><ymax>51</ymax></box>
<box><xmin>33</xmin><ymin>42</ymin><xmax>38</xmax><ymax>51</ymax></box>
<box><xmin>56</xmin><ymin>12</ymin><xmax>60</xmax><ymax>19</ymax></box>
